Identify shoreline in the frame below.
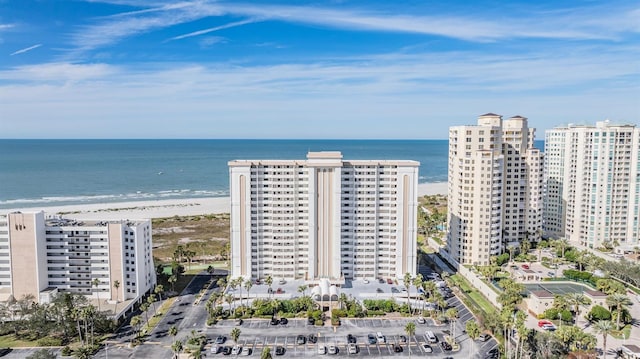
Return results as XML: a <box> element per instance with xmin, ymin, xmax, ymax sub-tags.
<box><xmin>4</xmin><ymin>182</ymin><xmax>447</xmax><ymax>220</ymax></box>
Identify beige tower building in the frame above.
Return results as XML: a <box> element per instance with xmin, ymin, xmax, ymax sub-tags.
<box><xmin>0</xmin><ymin>212</ymin><xmax>155</xmax><ymax>307</ymax></box>
<box><xmin>447</xmin><ymin>114</ymin><xmax>543</xmax><ymax>265</ymax></box>
<box><xmin>543</xmin><ymin>121</ymin><xmax>640</xmax><ymax>250</ymax></box>
<box><xmin>229</xmin><ymin>151</ymin><xmax>419</xmax><ymax>282</ymax></box>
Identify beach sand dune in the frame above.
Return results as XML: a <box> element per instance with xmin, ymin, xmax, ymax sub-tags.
<box><xmin>7</xmin><ymin>182</ymin><xmax>447</xmax><ymax>220</ymax></box>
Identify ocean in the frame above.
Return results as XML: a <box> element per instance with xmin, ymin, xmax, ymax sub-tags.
<box><xmin>0</xmin><ymin>139</ymin><xmax>543</xmax><ymax>209</ymax></box>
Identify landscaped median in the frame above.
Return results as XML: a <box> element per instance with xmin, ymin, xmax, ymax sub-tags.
<box><xmin>141</xmin><ymin>297</ymin><xmax>177</xmax><ymax>335</ymax></box>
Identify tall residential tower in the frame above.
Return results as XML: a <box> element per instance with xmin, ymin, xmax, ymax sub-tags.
<box><xmin>229</xmin><ymin>151</ymin><xmax>419</xmax><ymax>283</ymax></box>
<box><xmin>543</xmin><ymin>121</ymin><xmax>640</xmax><ymax>251</ymax></box>
<box><xmin>447</xmin><ymin>114</ymin><xmax>543</xmax><ymax>265</ymax></box>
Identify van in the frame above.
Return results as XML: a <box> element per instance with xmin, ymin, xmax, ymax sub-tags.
<box><xmin>425</xmin><ymin>331</ymin><xmax>438</xmax><ymax>343</ymax></box>
<box><xmin>376</xmin><ymin>332</ymin><xmax>386</xmax><ymax>343</ymax></box>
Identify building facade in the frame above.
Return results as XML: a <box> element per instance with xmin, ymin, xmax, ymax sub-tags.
<box><xmin>543</xmin><ymin>121</ymin><xmax>640</xmax><ymax>250</ymax></box>
<box><xmin>447</xmin><ymin>114</ymin><xmax>543</xmax><ymax>266</ymax></box>
<box><xmin>229</xmin><ymin>151</ymin><xmax>419</xmax><ymax>282</ymax></box>
<box><xmin>0</xmin><ymin>212</ymin><xmax>155</xmax><ymax>304</ymax></box>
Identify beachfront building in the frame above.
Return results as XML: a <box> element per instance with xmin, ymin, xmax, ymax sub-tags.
<box><xmin>229</xmin><ymin>151</ymin><xmax>419</xmax><ymax>283</ymax></box>
<box><xmin>0</xmin><ymin>212</ymin><xmax>155</xmax><ymax>312</ymax></box>
<box><xmin>447</xmin><ymin>113</ymin><xmax>543</xmax><ymax>266</ymax></box>
<box><xmin>543</xmin><ymin>121</ymin><xmax>640</xmax><ymax>251</ymax></box>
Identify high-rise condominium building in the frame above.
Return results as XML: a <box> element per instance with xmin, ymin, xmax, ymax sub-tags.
<box><xmin>0</xmin><ymin>212</ymin><xmax>155</xmax><ymax>307</ymax></box>
<box><xmin>447</xmin><ymin>114</ymin><xmax>543</xmax><ymax>266</ymax></box>
<box><xmin>543</xmin><ymin>120</ymin><xmax>640</xmax><ymax>250</ymax></box>
<box><xmin>229</xmin><ymin>151</ymin><xmax>419</xmax><ymax>283</ymax></box>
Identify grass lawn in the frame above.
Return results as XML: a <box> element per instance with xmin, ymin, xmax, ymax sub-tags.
<box><xmin>142</xmin><ymin>297</ymin><xmax>177</xmax><ymax>334</ymax></box>
<box><xmin>468</xmin><ymin>291</ymin><xmax>496</xmax><ymax>314</ymax></box>
<box><xmin>450</xmin><ymin>274</ymin><xmax>473</xmax><ymax>293</ymax></box>
<box><xmin>0</xmin><ymin>335</ymin><xmax>40</xmax><ymax>347</ymax></box>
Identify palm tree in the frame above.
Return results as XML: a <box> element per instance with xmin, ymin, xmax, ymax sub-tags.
<box><xmin>404</xmin><ymin>322</ymin><xmax>416</xmax><ymax>357</ymax></box>
<box><xmin>298</xmin><ymin>285</ymin><xmax>308</xmax><ymax>298</ymax></box>
<box><xmin>130</xmin><ymin>315</ymin><xmax>142</xmax><ymax>340</ymax></box>
<box><xmin>189</xmin><ymin>347</ymin><xmax>203</xmax><ymax>359</ymax></box>
<box><xmin>445</xmin><ymin>308</ymin><xmax>458</xmax><ymax>344</ymax></box>
<box><xmin>91</xmin><ymin>278</ymin><xmax>101</xmax><ymax>312</ymax></box>
<box><xmin>171</xmin><ymin>339</ymin><xmax>183</xmax><ymax>359</ymax></box>
<box><xmin>466</xmin><ymin>321</ymin><xmax>481</xmax><ymax>359</ymax></box>
<box><xmin>265</xmin><ymin>275</ymin><xmax>273</xmax><ymax>298</ymax></box>
<box><xmin>225</xmin><ymin>294</ymin><xmax>235</xmax><ymax>316</ymax></box>
<box><xmin>563</xmin><ymin>293</ymin><xmax>590</xmax><ymax>323</ymax></box>
<box><xmin>155</xmin><ymin>284</ymin><xmax>165</xmax><ymax>301</ymax></box>
<box><xmin>403</xmin><ymin>272</ymin><xmax>412</xmax><ymax>311</ymax></box>
<box><xmin>113</xmin><ymin>280</ymin><xmax>120</xmax><ymax>315</ymax></box>
<box><xmin>412</xmin><ymin>274</ymin><xmax>423</xmax><ymax>315</ymax></box>
<box><xmin>230</xmin><ymin>327</ymin><xmax>241</xmax><ymax>344</ymax></box>
<box><xmin>261</xmin><ymin>347</ymin><xmax>272</xmax><ymax>359</ymax></box>
<box><xmin>606</xmin><ymin>293</ymin><xmax>632</xmax><ymax>330</ymax></box>
<box><xmin>244</xmin><ymin>279</ymin><xmax>253</xmax><ymax>308</ymax></box>
<box><xmin>168</xmin><ymin>274</ymin><xmax>177</xmax><ymax>292</ymax></box>
<box><xmin>169</xmin><ymin>325</ymin><xmax>178</xmax><ymax>338</ymax></box>
<box><xmin>148</xmin><ymin>293</ymin><xmax>157</xmax><ymax>314</ymax></box>
<box><xmin>593</xmin><ymin>320</ymin><xmax>614</xmax><ymax>358</ymax></box>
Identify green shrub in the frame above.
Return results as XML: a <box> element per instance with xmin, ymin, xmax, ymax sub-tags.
<box><xmin>36</xmin><ymin>337</ymin><xmax>63</xmax><ymax>346</ymax></box>
<box><xmin>587</xmin><ymin>305</ymin><xmax>611</xmax><ymax>321</ymax></box>
<box><xmin>61</xmin><ymin>346</ymin><xmax>72</xmax><ymax>356</ymax></box>
<box><xmin>542</xmin><ymin>308</ymin><xmax>572</xmax><ymax>322</ymax></box>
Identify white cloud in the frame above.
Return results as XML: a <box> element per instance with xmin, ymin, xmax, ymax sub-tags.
<box><xmin>168</xmin><ymin>18</ymin><xmax>259</xmax><ymax>41</ymax></box>
<box><xmin>10</xmin><ymin>43</ymin><xmax>42</xmax><ymax>56</ymax></box>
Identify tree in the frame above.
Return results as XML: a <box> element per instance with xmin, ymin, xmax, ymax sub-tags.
<box><xmin>169</xmin><ymin>325</ymin><xmax>178</xmax><ymax>338</ymax></box>
<box><xmin>73</xmin><ymin>346</ymin><xmax>94</xmax><ymax>359</ymax></box>
<box><xmin>130</xmin><ymin>315</ymin><xmax>142</xmax><ymax>339</ymax></box>
<box><xmin>404</xmin><ymin>321</ymin><xmax>416</xmax><ymax>358</ymax></box>
<box><xmin>563</xmin><ymin>293</ymin><xmax>591</xmax><ymax>323</ymax></box>
<box><xmin>606</xmin><ymin>293</ymin><xmax>632</xmax><ymax>330</ymax></box>
<box><xmin>298</xmin><ymin>285</ymin><xmax>308</xmax><ymax>298</ymax></box>
<box><xmin>593</xmin><ymin>320</ymin><xmax>614</xmax><ymax>359</ymax></box>
<box><xmin>412</xmin><ymin>274</ymin><xmax>423</xmax><ymax>315</ymax></box>
<box><xmin>189</xmin><ymin>347</ymin><xmax>203</xmax><ymax>359</ymax></box>
<box><xmin>261</xmin><ymin>347</ymin><xmax>273</xmax><ymax>359</ymax></box>
<box><xmin>265</xmin><ymin>275</ymin><xmax>273</xmax><ymax>298</ymax></box>
<box><xmin>168</xmin><ymin>274</ymin><xmax>178</xmax><ymax>292</ymax></box>
<box><xmin>171</xmin><ymin>339</ymin><xmax>183</xmax><ymax>359</ymax></box>
<box><xmin>466</xmin><ymin>321</ymin><xmax>481</xmax><ymax>359</ymax></box>
<box><xmin>587</xmin><ymin>305</ymin><xmax>612</xmax><ymax>322</ymax></box>
<box><xmin>147</xmin><ymin>293</ymin><xmax>157</xmax><ymax>314</ymax></box>
<box><xmin>92</xmin><ymin>278</ymin><xmax>101</xmax><ymax>312</ymax></box>
<box><xmin>113</xmin><ymin>280</ymin><xmax>120</xmax><ymax>314</ymax></box>
<box><xmin>230</xmin><ymin>327</ymin><xmax>241</xmax><ymax>344</ymax></box>
<box><xmin>155</xmin><ymin>284</ymin><xmax>165</xmax><ymax>301</ymax></box>
<box><xmin>26</xmin><ymin>349</ymin><xmax>57</xmax><ymax>359</ymax></box>
<box><xmin>403</xmin><ymin>272</ymin><xmax>412</xmax><ymax>311</ymax></box>
<box><xmin>244</xmin><ymin>279</ymin><xmax>253</xmax><ymax>309</ymax></box>
<box><xmin>445</xmin><ymin>308</ymin><xmax>458</xmax><ymax>344</ymax></box>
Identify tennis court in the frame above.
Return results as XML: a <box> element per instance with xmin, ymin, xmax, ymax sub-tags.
<box><xmin>524</xmin><ymin>282</ymin><xmax>592</xmax><ymax>296</ymax></box>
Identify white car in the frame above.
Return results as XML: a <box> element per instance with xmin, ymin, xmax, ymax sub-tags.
<box><xmin>231</xmin><ymin>346</ymin><xmax>242</xmax><ymax>355</ymax></box>
<box><xmin>241</xmin><ymin>347</ymin><xmax>251</xmax><ymax>356</ymax></box>
<box><xmin>417</xmin><ymin>316</ymin><xmax>426</xmax><ymax>324</ymax></box>
<box><xmin>421</xmin><ymin>343</ymin><xmax>433</xmax><ymax>353</ymax></box>
<box><xmin>348</xmin><ymin>343</ymin><xmax>358</xmax><ymax>354</ymax></box>
<box><xmin>317</xmin><ymin>345</ymin><xmax>327</xmax><ymax>355</ymax></box>
<box><xmin>328</xmin><ymin>345</ymin><xmax>338</xmax><ymax>355</ymax></box>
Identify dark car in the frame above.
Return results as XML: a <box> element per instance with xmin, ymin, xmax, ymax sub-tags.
<box><xmin>279</xmin><ymin>318</ymin><xmax>288</xmax><ymax>325</ymax></box>
<box><xmin>393</xmin><ymin>344</ymin><xmax>403</xmax><ymax>353</ymax></box>
<box><xmin>296</xmin><ymin>335</ymin><xmax>306</xmax><ymax>345</ymax></box>
<box><xmin>367</xmin><ymin>334</ymin><xmax>377</xmax><ymax>344</ymax></box>
<box><xmin>399</xmin><ymin>335</ymin><xmax>407</xmax><ymax>343</ymax></box>
<box><xmin>270</xmin><ymin>318</ymin><xmax>280</xmax><ymax>325</ymax></box>
<box><xmin>308</xmin><ymin>317</ymin><xmax>315</xmax><ymax>325</ymax></box>
<box><xmin>222</xmin><ymin>346</ymin><xmax>233</xmax><ymax>355</ymax></box>
<box><xmin>486</xmin><ymin>348</ymin><xmax>500</xmax><ymax>359</ymax></box>
<box><xmin>347</xmin><ymin>334</ymin><xmax>356</xmax><ymax>344</ymax></box>
<box><xmin>376</xmin><ymin>288</ymin><xmax>384</xmax><ymax>293</ymax></box>
<box><xmin>275</xmin><ymin>346</ymin><xmax>286</xmax><ymax>356</ymax></box>
<box><xmin>378</xmin><ymin>278</ymin><xmax>385</xmax><ymax>284</ymax></box>
<box><xmin>0</xmin><ymin>348</ymin><xmax>12</xmax><ymax>357</ymax></box>
<box><xmin>215</xmin><ymin>335</ymin><xmax>227</xmax><ymax>344</ymax></box>
<box><xmin>308</xmin><ymin>334</ymin><xmax>318</xmax><ymax>344</ymax></box>
<box><xmin>440</xmin><ymin>342</ymin><xmax>452</xmax><ymax>351</ymax></box>
<box><xmin>235</xmin><ymin>318</ymin><xmax>243</xmax><ymax>326</ymax></box>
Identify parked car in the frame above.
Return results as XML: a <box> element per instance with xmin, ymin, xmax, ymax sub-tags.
<box><xmin>279</xmin><ymin>318</ymin><xmax>288</xmax><ymax>325</ymax></box>
<box><xmin>440</xmin><ymin>341</ymin><xmax>452</xmax><ymax>351</ymax></box>
<box><xmin>270</xmin><ymin>318</ymin><xmax>280</xmax><ymax>325</ymax></box>
<box><xmin>542</xmin><ymin>323</ymin><xmax>556</xmax><ymax>331</ymax></box>
<box><xmin>210</xmin><ymin>345</ymin><xmax>221</xmax><ymax>354</ymax></box>
<box><xmin>276</xmin><ymin>288</ymin><xmax>284</xmax><ymax>294</ymax></box>
<box><xmin>241</xmin><ymin>347</ymin><xmax>251</xmax><ymax>356</ymax></box>
<box><xmin>318</xmin><ymin>345</ymin><xmax>327</xmax><ymax>355</ymax></box>
<box><xmin>378</xmin><ymin>278</ymin><xmax>385</xmax><ymax>284</ymax></box>
<box><xmin>537</xmin><ymin>320</ymin><xmax>553</xmax><ymax>328</ymax></box>
<box><xmin>275</xmin><ymin>346</ymin><xmax>286</xmax><ymax>356</ymax></box>
<box><xmin>399</xmin><ymin>335</ymin><xmax>407</xmax><ymax>343</ymax></box>
<box><xmin>308</xmin><ymin>334</ymin><xmax>318</xmax><ymax>344</ymax></box>
<box><xmin>387</xmin><ymin>278</ymin><xmax>393</xmax><ymax>284</ymax></box>
<box><xmin>348</xmin><ymin>343</ymin><xmax>358</xmax><ymax>354</ymax></box>
<box><xmin>296</xmin><ymin>335</ymin><xmax>306</xmax><ymax>345</ymax></box>
<box><xmin>222</xmin><ymin>346</ymin><xmax>232</xmax><ymax>355</ymax></box>
<box><xmin>522</xmin><ymin>264</ymin><xmax>530</xmax><ymax>270</ymax></box>
<box><xmin>421</xmin><ymin>343</ymin><xmax>433</xmax><ymax>353</ymax></box>
<box><xmin>363</xmin><ymin>279</ymin><xmax>370</xmax><ymax>284</ymax></box>
<box><xmin>417</xmin><ymin>316</ymin><xmax>426</xmax><ymax>324</ymax></box>
<box><xmin>477</xmin><ymin>333</ymin><xmax>491</xmax><ymax>342</ymax></box>
<box><xmin>255</xmin><ymin>279</ymin><xmax>261</xmax><ymax>285</ymax></box>
<box><xmin>486</xmin><ymin>348</ymin><xmax>500</xmax><ymax>359</ymax></box>
<box><xmin>235</xmin><ymin>318</ymin><xmax>243</xmax><ymax>326</ymax></box>
<box><xmin>215</xmin><ymin>335</ymin><xmax>227</xmax><ymax>344</ymax></box>
<box><xmin>231</xmin><ymin>346</ymin><xmax>242</xmax><ymax>355</ymax></box>
<box><xmin>376</xmin><ymin>288</ymin><xmax>384</xmax><ymax>293</ymax></box>
<box><xmin>367</xmin><ymin>334</ymin><xmax>377</xmax><ymax>344</ymax></box>
<box><xmin>347</xmin><ymin>334</ymin><xmax>356</xmax><ymax>344</ymax></box>
<box><xmin>308</xmin><ymin>317</ymin><xmax>316</xmax><ymax>325</ymax></box>
<box><xmin>393</xmin><ymin>344</ymin><xmax>403</xmax><ymax>353</ymax></box>
<box><xmin>328</xmin><ymin>345</ymin><xmax>338</xmax><ymax>355</ymax></box>
<box><xmin>376</xmin><ymin>332</ymin><xmax>386</xmax><ymax>343</ymax></box>
<box><xmin>279</xmin><ymin>279</ymin><xmax>286</xmax><ymax>284</ymax></box>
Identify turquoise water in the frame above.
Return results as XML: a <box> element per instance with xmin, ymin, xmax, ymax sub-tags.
<box><xmin>0</xmin><ymin>139</ymin><xmax>544</xmax><ymax>209</ymax></box>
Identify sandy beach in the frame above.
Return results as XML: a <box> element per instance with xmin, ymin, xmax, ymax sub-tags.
<box><xmin>6</xmin><ymin>182</ymin><xmax>447</xmax><ymax>220</ymax></box>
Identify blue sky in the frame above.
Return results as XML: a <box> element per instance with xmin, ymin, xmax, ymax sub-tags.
<box><xmin>0</xmin><ymin>0</ymin><xmax>638</xmax><ymax>139</ymax></box>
